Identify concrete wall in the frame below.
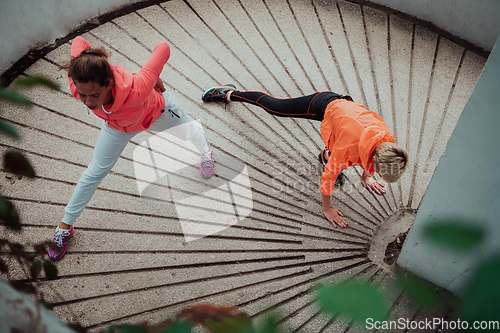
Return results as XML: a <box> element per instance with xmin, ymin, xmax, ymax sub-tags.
<box><xmin>369</xmin><ymin>0</ymin><xmax>500</xmax><ymax>52</ymax></box>
<box><xmin>398</xmin><ymin>35</ymin><xmax>500</xmax><ymax>295</ymax></box>
<box><xmin>0</xmin><ymin>0</ymin><xmax>143</xmax><ymax>75</ymax></box>
<box><xmin>1</xmin><ymin>0</ymin><xmax>500</xmax><ymax>75</ymax></box>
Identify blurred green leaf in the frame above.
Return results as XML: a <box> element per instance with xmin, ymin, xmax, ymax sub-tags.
<box><xmin>8</xmin><ymin>242</ymin><xmax>24</xmax><ymax>256</ymax></box>
<box><xmin>461</xmin><ymin>256</ymin><xmax>500</xmax><ymax>327</ymax></box>
<box><xmin>0</xmin><ymin>121</ymin><xmax>20</xmax><ymax>139</ymax></box>
<box><xmin>205</xmin><ymin>316</ymin><xmax>253</xmax><ymax>333</ymax></box>
<box><xmin>0</xmin><ymin>199</ymin><xmax>21</xmax><ymax>231</ymax></box>
<box><xmin>31</xmin><ymin>260</ymin><xmax>42</xmax><ymax>279</ymax></box>
<box><xmin>14</xmin><ymin>76</ymin><xmax>59</xmax><ymax>90</ymax></box>
<box><xmin>424</xmin><ymin>221</ymin><xmax>483</xmax><ymax>251</ymax></box>
<box><xmin>157</xmin><ymin>320</ymin><xmax>195</xmax><ymax>333</ymax></box>
<box><xmin>0</xmin><ymin>257</ymin><xmax>8</xmax><ymax>273</ymax></box>
<box><xmin>395</xmin><ymin>272</ymin><xmax>445</xmax><ymax>309</ymax></box>
<box><xmin>3</xmin><ymin>151</ymin><xmax>36</xmax><ymax>178</ymax></box>
<box><xmin>43</xmin><ymin>260</ymin><xmax>58</xmax><ymax>280</ymax></box>
<box><xmin>0</xmin><ymin>196</ymin><xmax>9</xmax><ymax>215</ymax></box>
<box><xmin>10</xmin><ymin>280</ymin><xmax>35</xmax><ymax>294</ymax></box>
<box><xmin>42</xmin><ymin>301</ymin><xmax>55</xmax><ymax>310</ymax></box>
<box><xmin>106</xmin><ymin>324</ymin><xmax>147</xmax><ymax>333</ymax></box>
<box><xmin>0</xmin><ymin>87</ymin><xmax>32</xmax><ymax>106</ymax></box>
<box><xmin>255</xmin><ymin>315</ymin><xmax>280</xmax><ymax>333</ymax></box>
<box><xmin>33</xmin><ymin>244</ymin><xmax>47</xmax><ymax>256</ymax></box>
<box><xmin>68</xmin><ymin>323</ymin><xmax>87</xmax><ymax>333</ymax></box>
<box><xmin>317</xmin><ymin>280</ymin><xmax>387</xmax><ymax>323</ymax></box>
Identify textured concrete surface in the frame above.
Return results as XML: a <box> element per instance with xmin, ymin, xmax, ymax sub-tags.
<box><xmin>0</xmin><ymin>0</ymin><xmax>486</xmax><ymax>331</ymax></box>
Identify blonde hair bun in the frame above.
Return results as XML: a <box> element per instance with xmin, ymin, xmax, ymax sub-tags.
<box><xmin>372</xmin><ymin>142</ymin><xmax>408</xmax><ymax>183</ymax></box>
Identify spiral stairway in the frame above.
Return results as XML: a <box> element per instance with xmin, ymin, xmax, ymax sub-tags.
<box><xmin>0</xmin><ymin>0</ymin><xmax>487</xmax><ymax>331</ymax></box>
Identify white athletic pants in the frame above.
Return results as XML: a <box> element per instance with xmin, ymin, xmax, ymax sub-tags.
<box><xmin>62</xmin><ymin>90</ymin><xmax>210</xmax><ymax>225</ymax></box>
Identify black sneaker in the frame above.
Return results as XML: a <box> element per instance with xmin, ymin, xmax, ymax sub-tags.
<box><xmin>318</xmin><ymin>148</ymin><xmax>330</xmax><ymax>169</ymax></box>
<box><xmin>335</xmin><ymin>170</ymin><xmax>345</xmax><ymax>187</ymax></box>
<box><xmin>201</xmin><ymin>84</ymin><xmax>237</xmax><ymax>103</ymax></box>
<box><xmin>318</xmin><ymin>148</ymin><xmax>345</xmax><ymax>186</ymax></box>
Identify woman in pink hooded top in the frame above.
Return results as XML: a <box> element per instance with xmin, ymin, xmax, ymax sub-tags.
<box><xmin>48</xmin><ymin>36</ymin><xmax>216</xmax><ymax>260</ymax></box>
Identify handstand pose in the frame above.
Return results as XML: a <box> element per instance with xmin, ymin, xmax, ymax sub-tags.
<box><xmin>202</xmin><ymin>85</ymin><xmax>408</xmax><ymax>228</ymax></box>
<box><xmin>48</xmin><ymin>37</ymin><xmax>216</xmax><ymax>260</ymax></box>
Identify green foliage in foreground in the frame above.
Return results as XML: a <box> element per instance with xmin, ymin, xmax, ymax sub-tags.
<box><xmin>424</xmin><ymin>220</ymin><xmax>484</xmax><ymax>251</ymax></box>
<box><xmin>1</xmin><ymin>76</ymin><xmax>497</xmax><ymax>332</ymax></box>
<box><xmin>423</xmin><ymin>220</ymin><xmax>499</xmax><ymax>330</ymax></box>
<box><xmin>0</xmin><ymin>76</ymin><xmax>59</xmax><ymax>231</ymax></box>
<box><xmin>316</xmin><ymin>280</ymin><xmax>386</xmax><ymax>323</ymax></box>
<box><xmin>99</xmin><ymin>306</ymin><xmax>279</xmax><ymax>333</ymax></box>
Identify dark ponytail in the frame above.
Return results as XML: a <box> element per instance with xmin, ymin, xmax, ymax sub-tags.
<box><xmin>68</xmin><ymin>48</ymin><xmax>113</xmax><ymax>87</ymax></box>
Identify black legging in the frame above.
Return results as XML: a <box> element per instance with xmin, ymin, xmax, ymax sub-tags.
<box><xmin>228</xmin><ymin>91</ymin><xmax>352</xmax><ymax>121</ymax></box>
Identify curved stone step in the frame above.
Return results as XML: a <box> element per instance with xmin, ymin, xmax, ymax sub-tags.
<box><xmin>0</xmin><ymin>0</ymin><xmax>485</xmax><ymax>331</ymax></box>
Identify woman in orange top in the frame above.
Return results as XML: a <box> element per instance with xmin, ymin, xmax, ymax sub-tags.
<box><xmin>47</xmin><ymin>37</ymin><xmax>216</xmax><ymax>260</ymax></box>
<box><xmin>202</xmin><ymin>86</ymin><xmax>408</xmax><ymax>228</ymax></box>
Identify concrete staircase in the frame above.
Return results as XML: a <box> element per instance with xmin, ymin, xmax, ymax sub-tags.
<box><xmin>0</xmin><ymin>0</ymin><xmax>486</xmax><ymax>331</ymax></box>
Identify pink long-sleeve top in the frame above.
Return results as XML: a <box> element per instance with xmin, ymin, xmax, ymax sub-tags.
<box><xmin>69</xmin><ymin>36</ymin><xmax>170</xmax><ymax>133</ymax></box>
<box><xmin>320</xmin><ymin>99</ymin><xmax>395</xmax><ymax>196</ymax></box>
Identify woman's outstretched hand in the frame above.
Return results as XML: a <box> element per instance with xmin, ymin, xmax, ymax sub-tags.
<box><xmin>154</xmin><ymin>78</ymin><xmax>166</xmax><ymax>93</ymax></box>
<box><xmin>322</xmin><ymin>193</ymin><xmax>348</xmax><ymax>228</ymax></box>
<box><xmin>323</xmin><ymin>207</ymin><xmax>348</xmax><ymax>228</ymax></box>
<box><xmin>361</xmin><ymin>175</ymin><xmax>386</xmax><ymax>195</ymax></box>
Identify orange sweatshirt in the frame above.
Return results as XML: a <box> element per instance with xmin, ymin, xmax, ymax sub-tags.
<box><xmin>320</xmin><ymin>99</ymin><xmax>394</xmax><ymax>196</ymax></box>
<box><xmin>69</xmin><ymin>36</ymin><xmax>170</xmax><ymax>133</ymax></box>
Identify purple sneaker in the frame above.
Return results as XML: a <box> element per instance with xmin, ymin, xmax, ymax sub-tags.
<box><xmin>47</xmin><ymin>226</ymin><xmax>74</xmax><ymax>260</ymax></box>
<box><xmin>200</xmin><ymin>149</ymin><xmax>216</xmax><ymax>179</ymax></box>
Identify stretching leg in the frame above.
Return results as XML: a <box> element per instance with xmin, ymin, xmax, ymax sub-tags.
<box><xmin>229</xmin><ymin>91</ymin><xmax>346</xmax><ymax>121</ymax></box>
<box><xmin>62</xmin><ymin>122</ymin><xmax>137</xmax><ymax>225</ymax></box>
<box><xmin>150</xmin><ymin>90</ymin><xmax>210</xmax><ymax>154</ymax></box>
